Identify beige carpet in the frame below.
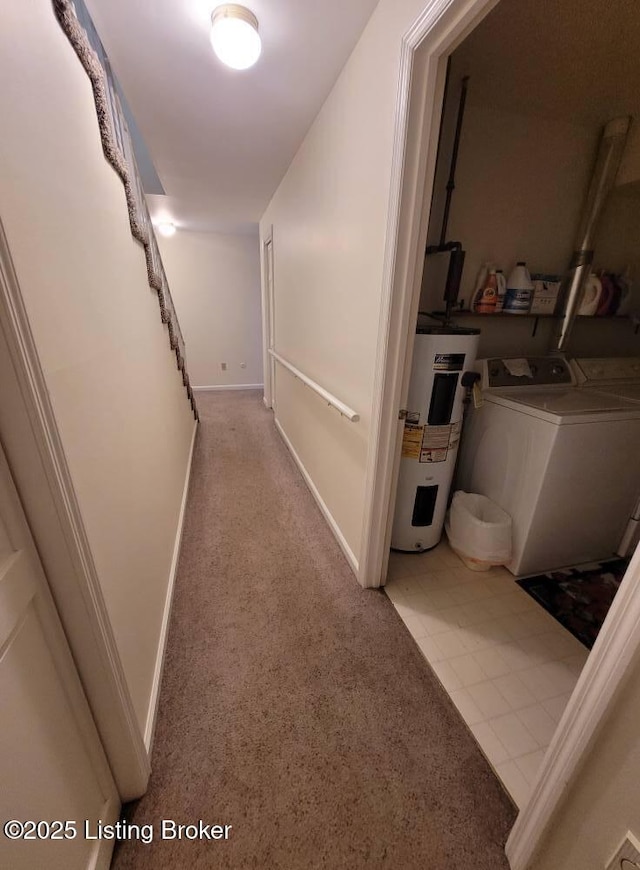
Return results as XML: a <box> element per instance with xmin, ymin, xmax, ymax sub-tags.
<box><xmin>112</xmin><ymin>391</ymin><xmax>515</xmax><ymax>869</ymax></box>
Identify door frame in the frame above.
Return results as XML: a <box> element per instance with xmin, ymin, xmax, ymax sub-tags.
<box><xmin>358</xmin><ymin>0</ymin><xmax>640</xmax><ymax>867</ymax></box>
<box><xmin>0</xmin><ymin>221</ymin><xmax>149</xmax><ymax>801</ymax></box>
<box><xmin>260</xmin><ymin>225</ymin><xmax>275</xmax><ymax>409</ymax></box>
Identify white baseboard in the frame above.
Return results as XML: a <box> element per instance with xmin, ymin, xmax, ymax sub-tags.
<box><xmin>193</xmin><ymin>384</ymin><xmax>263</xmax><ymax>392</ymax></box>
<box><xmin>274</xmin><ymin>418</ymin><xmax>359</xmax><ymax>576</ymax></box>
<box><xmin>144</xmin><ymin>418</ymin><xmax>198</xmax><ymax>750</ymax></box>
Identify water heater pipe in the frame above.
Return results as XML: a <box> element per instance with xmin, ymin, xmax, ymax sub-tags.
<box><xmin>551</xmin><ymin>116</ymin><xmax>631</xmax><ymax>352</ymax></box>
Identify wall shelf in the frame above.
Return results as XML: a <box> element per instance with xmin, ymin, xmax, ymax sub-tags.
<box><xmin>419</xmin><ymin>310</ymin><xmax>639</xmax><ymax>337</ymax></box>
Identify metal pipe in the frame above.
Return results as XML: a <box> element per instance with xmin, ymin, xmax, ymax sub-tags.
<box><xmin>440</xmin><ymin>76</ymin><xmax>469</xmax><ymax>247</ymax></box>
<box><xmin>552</xmin><ymin>116</ymin><xmax>631</xmax><ymax>352</ymax></box>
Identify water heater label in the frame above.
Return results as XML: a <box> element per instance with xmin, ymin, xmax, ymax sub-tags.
<box><xmin>419</xmin><ymin>420</ymin><xmax>461</xmax><ymax>463</ymax></box>
<box><xmin>401</xmin><ymin>424</ymin><xmax>423</xmax><ymax>459</ymax></box>
<box><xmin>433</xmin><ymin>353</ymin><xmax>465</xmax><ymax>372</ymax></box>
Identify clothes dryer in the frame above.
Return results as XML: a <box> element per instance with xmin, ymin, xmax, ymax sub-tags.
<box><xmin>456</xmin><ymin>357</ymin><xmax>640</xmax><ymax>575</ymax></box>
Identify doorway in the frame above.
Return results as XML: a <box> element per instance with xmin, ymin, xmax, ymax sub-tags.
<box><xmin>360</xmin><ymin>0</ymin><xmax>640</xmax><ymax>865</ymax></box>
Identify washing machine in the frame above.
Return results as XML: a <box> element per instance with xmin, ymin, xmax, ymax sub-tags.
<box><xmin>456</xmin><ymin>356</ymin><xmax>640</xmax><ymax>576</ymax></box>
<box><xmin>571</xmin><ymin>357</ymin><xmax>640</xmax><ymax>557</ymax></box>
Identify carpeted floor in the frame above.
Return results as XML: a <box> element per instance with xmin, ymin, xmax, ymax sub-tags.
<box><xmin>112</xmin><ymin>391</ymin><xmax>515</xmax><ymax>869</ymax></box>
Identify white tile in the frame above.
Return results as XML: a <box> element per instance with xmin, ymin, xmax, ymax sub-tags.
<box><xmin>538</xmin><ymin>659</ymin><xmax>580</xmax><ymax>694</ymax></box>
<box><xmin>457</xmin><ymin>601</ymin><xmax>495</xmax><ymax>627</ymax></box>
<box><xmin>466</xmin><ymin>680</ymin><xmax>512</xmax><ymax>719</ymax></box>
<box><xmin>398</xmin><ymin>592</ymin><xmax>434</xmax><ymax>618</ymax></box>
<box><xmin>492</xmin><ymin>673</ymin><xmax>537</xmax><ymax>711</ymax></box>
<box><xmin>516</xmin><ymin>704</ymin><xmax>558</xmax><ymax>746</ymax></box>
<box><xmin>384</xmin><ymin>584</ymin><xmax>406</xmax><ymax>604</ymax></box>
<box><xmin>515</xmin><ymin>749</ymin><xmax>546</xmax><ymax>785</ymax></box>
<box><xmin>432</xmin><ymin>629</ymin><xmax>468</xmax><ymax>660</ymax></box>
<box><xmin>449</xmin><ymin>688</ymin><xmax>485</xmax><ymax>726</ymax></box>
<box><xmin>437</xmin><ymin>544</ymin><xmax>463</xmax><ymax>568</ymax></box>
<box><xmin>422</xmin><ymin>607</ymin><xmax>464</xmax><ymax>636</ymax></box>
<box><xmin>428</xmin><ymin>589</ymin><xmax>458</xmax><ymax>610</ymax></box>
<box><xmin>471</xmin><ymin>721</ymin><xmax>510</xmax><ymax>766</ymax></box>
<box><xmin>517</xmin><ymin>633</ymin><xmax>562</xmax><ymax>665</ymax></box>
<box><xmin>430</xmin><ymin>660</ymin><xmax>463</xmax><ymax>693</ymax></box>
<box><xmin>503</xmin><ymin>590</ymin><xmax>540</xmax><ymax>615</ymax></box>
<box><xmin>448</xmin><ymin>653</ymin><xmax>488</xmax><ymax>687</ymax></box>
<box><xmin>400</xmin><ymin>614</ymin><xmax>428</xmax><ymax>639</ymax></box>
<box><xmin>482</xmin><ymin>595</ymin><xmax>516</xmax><ymax>619</ymax></box>
<box><xmin>416</xmin><ymin>635</ymin><xmax>444</xmax><ymax>663</ymax></box>
<box><xmin>542</xmin><ymin>692</ymin><xmax>572</xmax><ymax>723</ymax></box>
<box><xmin>450</xmin><ymin>581</ymin><xmax>492</xmax><ymax>605</ymax></box>
<box><xmin>496</xmin><ymin>760</ymin><xmax>531</xmax><ymax>808</ymax></box>
<box><xmin>473</xmin><ymin>646</ymin><xmax>512</xmax><ymax>679</ymax></box>
<box><xmin>495</xmin><ymin>641</ymin><xmax>535</xmax><ymax>672</ymax></box>
<box><xmin>517</xmin><ymin>665</ymin><xmax>570</xmax><ymax>702</ymax></box>
<box><xmin>489</xmin><ymin>712</ymin><xmax>539</xmax><ymax>758</ymax></box>
<box><xmin>484</xmin><ymin>574</ymin><xmax>518</xmax><ymax>595</ymax></box>
<box><xmin>470</xmin><ymin>618</ymin><xmax>514</xmax><ymax>645</ymax></box>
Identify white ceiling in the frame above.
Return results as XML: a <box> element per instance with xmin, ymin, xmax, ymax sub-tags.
<box><xmin>86</xmin><ymin>0</ymin><xmax>380</xmax><ymax>233</ymax></box>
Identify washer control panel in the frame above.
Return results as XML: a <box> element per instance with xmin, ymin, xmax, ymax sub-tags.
<box><xmin>572</xmin><ymin>357</ymin><xmax>640</xmax><ymax>385</ymax></box>
<box><xmin>483</xmin><ymin>357</ymin><xmax>574</xmax><ymax>389</ymax></box>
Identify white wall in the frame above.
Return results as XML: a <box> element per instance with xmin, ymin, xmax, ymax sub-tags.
<box><xmin>0</xmin><ymin>0</ymin><xmax>195</xmax><ymax>733</ymax></box>
<box><xmin>529</xmin><ymin>647</ymin><xmax>640</xmax><ymax>869</ymax></box>
<box><xmin>159</xmin><ymin>230</ymin><xmax>263</xmax><ymax>388</ymax></box>
<box><xmin>260</xmin><ymin>0</ymin><xmax>433</xmax><ymax>565</ymax></box>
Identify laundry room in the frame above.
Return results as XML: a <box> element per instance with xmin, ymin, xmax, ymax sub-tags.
<box><xmin>385</xmin><ymin>0</ymin><xmax>640</xmax><ymax>809</ymax></box>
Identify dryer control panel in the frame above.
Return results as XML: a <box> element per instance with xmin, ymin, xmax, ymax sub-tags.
<box><xmin>482</xmin><ymin>357</ymin><xmax>574</xmax><ymax>390</ymax></box>
<box><xmin>571</xmin><ymin>357</ymin><xmax>640</xmax><ymax>385</ymax></box>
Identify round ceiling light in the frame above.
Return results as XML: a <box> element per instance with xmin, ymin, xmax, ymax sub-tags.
<box><xmin>156</xmin><ymin>221</ymin><xmax>177</xmax><ymax>238</ymax></box>
<box><xmin>210</xmin><ymin>5</ymin><xmax>261</xmax><ymax>70</ymax></box>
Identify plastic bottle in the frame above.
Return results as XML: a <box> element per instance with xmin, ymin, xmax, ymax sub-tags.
<box><xmin>503</xmin><ymin>262</ymin><xmax>534</xmax><ymax>314</ymax></box>
<box><xmin>495</xmin><ymin>270</ymin><xmax>506</xmax><ymax>312</ymax></box>
<box><xmin>473</xmin><ymin>268</ymin><xmax>498</xmax><ymax>314</ymax></box>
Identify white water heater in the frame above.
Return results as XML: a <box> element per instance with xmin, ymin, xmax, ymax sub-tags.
<box><xmin>391</xmin><ymin>326</ymin><xmax>480</xmax><ymax>552</ymax></box>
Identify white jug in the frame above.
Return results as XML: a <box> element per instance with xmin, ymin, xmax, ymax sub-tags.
<box><xmin>578</xmin><ymin>274</ymin><xmax>602</xmax><ymax>316</ymax></box>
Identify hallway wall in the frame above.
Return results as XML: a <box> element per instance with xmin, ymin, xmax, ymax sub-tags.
<box><xmin>529</xmin><ymin>556</ymin><xmax>640</xmax><ymax>870</ymax></box>
<box><xmin>260</xmin><ymin>0</ymin><xmax>436</xmax><ymax>567</ymax></box>
<box><xmin>159</xmin><ymin>229</ymin><xmax>263</xmax><ymax>388</ymax></box>
<box><xmin>0</xmin><ymin>0</ymin><xmax>195</xmax><ymax>735</ymax></box>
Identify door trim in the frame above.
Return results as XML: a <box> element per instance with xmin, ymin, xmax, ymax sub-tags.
<box><xmin>358</xmin><ymin>0</ymin><xmax>500</xmax><ymax>590</ymax></box>
<box><xmin>0</xmin><ymin>220</ymin><xmax>149</xmax><ymax>800</ymax></box>
<box><xmin>357</xmin><ymin>0</ymin><xmax>640</xmax><ymax>867</ymax></box>
<box><xmin>260</xmin><ymin>225</ymin><xmax>275</xmax><ymax>410</ymax></box>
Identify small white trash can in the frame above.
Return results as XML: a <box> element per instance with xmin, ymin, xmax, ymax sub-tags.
<box><xmin>445</xmin><ymin>491</ymin><xmax>512</xmax><ymax>571</ymax></box>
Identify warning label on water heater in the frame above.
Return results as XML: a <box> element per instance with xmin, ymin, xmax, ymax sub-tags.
<box><xmin>419</xmin><ymin>420</ymin><xmax>461</xmax><ymax>463</ymax></box>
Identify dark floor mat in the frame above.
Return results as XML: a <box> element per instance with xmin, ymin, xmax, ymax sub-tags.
<box><xmin>517</xmin><ymin>559</ymin><xmax>629</xmax><ymax>649</ymax></box>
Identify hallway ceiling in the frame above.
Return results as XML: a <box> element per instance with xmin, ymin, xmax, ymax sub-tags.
<box><xmin>86</xmin><ymin>0</ymin><xmax>380</xmax><ymax>233</ymax></box>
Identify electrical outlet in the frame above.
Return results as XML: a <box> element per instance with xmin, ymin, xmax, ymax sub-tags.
<box><xmin>605</xmin><ymin>832</ymin><xmax>640</xmax><ymax>870</ymax></box>
<box><xmin>221</xmin><ymin>362</ymin><xmax>227</xmax><ymax>371</ymax></box>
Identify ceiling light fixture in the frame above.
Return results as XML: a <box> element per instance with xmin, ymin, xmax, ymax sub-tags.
<box><xmin>156</xmin><ymin>221</ymin><xmax>177</xmax><ymax>238</ymax></box>
<box><xmin>210</xmin><ymin>4</ymin><xmax>261</xmax><ymax>70</ymax></box>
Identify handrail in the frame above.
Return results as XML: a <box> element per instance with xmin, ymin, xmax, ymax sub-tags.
<box><xmin>268</xmin><ymin>349</ymin><xmax>360</xmax><ymax>422</ymax></box>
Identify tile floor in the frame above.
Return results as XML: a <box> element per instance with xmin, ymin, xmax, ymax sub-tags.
<box><xmin>386</xmin><ymin>541</ymin><xmax>589</xmax><ymax>808</ymax></box>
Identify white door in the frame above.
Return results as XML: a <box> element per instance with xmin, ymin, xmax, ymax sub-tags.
<box><xmin>0</xmin><ymin>440</ymin><xmax>120</xmax><ymax>870</ymax></box>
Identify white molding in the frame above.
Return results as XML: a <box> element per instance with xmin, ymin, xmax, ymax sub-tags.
<box><xmin>193</xmin><ymin>383</ymin><xmax>264</xmax><ymax>392</ymax></box>
<box><xmin>260</xmin><ymin>226</ymin><xmax>274</xmax><ymax>410</ymax></box>
<box><xmin>143</xmin><ymin>418</ymin><xmax>198</xmax><ymax>750</ymax></box>
<box><xmin>0</xmin><ymin>221</ymin><xmax>150</xmax><ymax>800</ymax></box>
<box><xmin>274</xmin><ymin>418</ymin><xmax>359</xmax><ymax>575</ymax></box>
<box><xmin>506</xmin><ymin>544</ymin><xmax>640</xmax><ymax>868</ymax></box>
